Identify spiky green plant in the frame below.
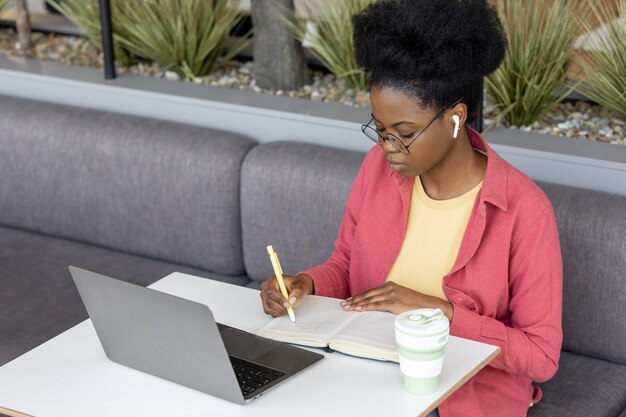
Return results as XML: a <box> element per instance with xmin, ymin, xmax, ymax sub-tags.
<box><xmin>576</xmin><ymin>0</ymin><xmax>626</xmax><ymax>118</ymax></box>
<box><xmin>485</xmin><ymin>0</ymin><xmax>581</xmax><ymax>127</ymax></box>
<box><xmin>283</xmin><ymin>0</ymin><xmax>374</xmax><ymax>91</ymax></box>
<box><xmin>113</xmin><ymin>0</ymin><xmax>251</xmax><ymax>79</ymax></box>
<box><xmin>48</xmin><ymin>0</ymin><xmax>251</xmax><ymax>78</ymax></box>
<box><xmin>47</xmin><ymin>0</ymin><xmax>136</xmax><ymax>66</ymax></box>
<box><xmin>47</xmin><ymin>0</ymin><xmax>140</xmax><ymax>66</ymax></box>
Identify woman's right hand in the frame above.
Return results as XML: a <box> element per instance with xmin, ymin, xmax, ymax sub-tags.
<box><xmin>260</xmin><ymin>274</ymin><xmax>314</xmax><ymax>317</ymax></box>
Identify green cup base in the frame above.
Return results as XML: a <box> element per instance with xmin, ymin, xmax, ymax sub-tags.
<box><xmin>403</xmin><ymin>375</ymin><xmax>439</xmax><ymax>395</ymax></box>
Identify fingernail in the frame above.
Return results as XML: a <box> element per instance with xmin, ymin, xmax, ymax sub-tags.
<box><xmin>283</xmin><ymin>303</ymin><xmax>290</xmax><ymax>309</ymax></box>
<box><xmin>288</xmin><ymin>297</ymin><xmax>297</xmax><ymax>305</ymax></box>
<box><xmin>355</xmin><ymin>306</ymin><xmax>362</xmax><ymax>312</ymax></box>
<box><xmin>340</xmin><ymin>301</ymin><xmax>346</xmax><ymax>306</ymax></box>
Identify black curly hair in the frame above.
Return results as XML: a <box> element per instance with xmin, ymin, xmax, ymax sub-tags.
<box><xmin>353</xmin><ymin>0</ymin><xmax>507</xmax><ymax>124</ymax></box>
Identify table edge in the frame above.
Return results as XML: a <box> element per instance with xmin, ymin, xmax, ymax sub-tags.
<box><xmin>416</xmin><ymin>346</ymin><xmax>502</xmax><ymax>417</ymax></box>
<box><xmin>0</xmin><ymin>405</ymin><xmax>34</xmax><ymax>417</ymax></box>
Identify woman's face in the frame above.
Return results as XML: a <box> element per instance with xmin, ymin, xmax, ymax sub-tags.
<box><xmin>369</xmin><ymin>86</ymin><xmax>458</xmax><ymax>178</ymax></box>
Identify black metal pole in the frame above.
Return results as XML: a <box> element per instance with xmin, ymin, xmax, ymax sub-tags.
<box><xmin>99</xmin><ymin>0</ymin><xmax>116</xmax><ymax>79</ymax></box>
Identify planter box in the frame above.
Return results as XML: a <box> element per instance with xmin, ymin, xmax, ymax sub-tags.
<box><xmin>484</xmin><ymin>127</ymin><xmax>626</xmax><ymax>195</ymax></box>
<box><xmin>1</xmin><ymin>55</ymin><xmax>625</xmax><ymax>196</ymax></box>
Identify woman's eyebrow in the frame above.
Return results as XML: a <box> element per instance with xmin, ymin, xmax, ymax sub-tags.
<box><xmin>371</xmin><ymin>114</ymin><xmax>417</xmax><ymax>128</ymax></box>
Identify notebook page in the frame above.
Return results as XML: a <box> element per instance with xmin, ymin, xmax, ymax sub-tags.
<box><xmin>256</xmin><ymin>296</ymin><xmax>358</xmax><ymax>348</ymax></box>
<box><xmin>329</xmin><ymin>311</ymin><xmax>399</xmax><ymax>362</ymax></box>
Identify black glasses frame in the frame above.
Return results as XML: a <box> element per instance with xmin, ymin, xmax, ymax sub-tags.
<box><xmin>361</xmin><ymin>98</ymin><xmax>463</xmax><ymax>154</ymax></box>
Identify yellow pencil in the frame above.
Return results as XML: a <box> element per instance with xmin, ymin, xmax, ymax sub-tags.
<box><xmin>266</xmin><ymin>245</ymin><xmax>296</xmax><ymax>323</ymax></box>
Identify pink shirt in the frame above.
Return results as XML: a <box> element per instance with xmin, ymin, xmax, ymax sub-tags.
<box><xmin>301</xmin><ymin>129</ymin><xmax>563</xmax><ymax>417</ymax></box>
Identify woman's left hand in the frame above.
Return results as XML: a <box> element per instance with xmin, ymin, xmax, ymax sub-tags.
<box><xmin>340</xmin><ymin>281</ymin><xmax>454</xmax><ymax>321</ymax></box>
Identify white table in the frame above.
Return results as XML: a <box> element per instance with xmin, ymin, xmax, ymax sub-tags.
<box><xmin>0</xmin><ymin>272</ymin><xmax>499</xmax><ymax>417</ymax></box>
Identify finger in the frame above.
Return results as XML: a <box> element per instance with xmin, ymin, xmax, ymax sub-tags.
<box><xmin>354</xmin><ymin>299</ymin><xmax>392</xmax><ymax>313</ymax></box>
<box><xmin>282</xmin><ymin>275</ymin><xmax>313</xmax><ymax>306</ymax></box>
<box><xmin>264</xmin><ymin>288</ymin><xmax>290</xmax><ymax>314</ymax></box>
<box><xmin>287</xmin><ymin>287</ymin><xmax>304</xmax><ymax>307</ymax></box>
<box><xmin>343</xmin><ymin>284</ymin><xmax>397</xmax><ymax>311</ymax></box>
<box><xmin>262</xmin><ymin>297</ymin><xmax>283</xmax><ymax>317</ymax></box>
<box><xmin>345</xmin><ymin>283</ymin><xmax>392</xmax><ymax>306</ymax></box>
<box><xmin>261</xmin><ymin>278</ymin><xmax>282</xmax><ymax>310</ymax></box>
<box><xmin>267</xmin><ymin>288</ymin><xmax>290</xmax><ymax>308</ymax></box>
<box><xmin>261</xmin><ymin>290</ymin><xmax>280</xmax><ymax>316</ymax></box>
<box><xmin>286</xmin><ymin>281</ymin><xmax>311</xmax><ymax>307</ymax></box>
<box><xmin>350</xmin><ymin>283</ymin><xmax>392</xmax><ymax>304</ymax></box>
<box><xmin>265</xmin><ymin>297</ymin><xmax>288</xmax><ymax>317</ymax></box>
<box><xmin>260</xmin><ymin>281</ymin><xmax>271</xmax><ymax>312</ymax></box>
<box><xmin>262</xmin><ymin>282</ymin><xmax>290</xmax><ymax>310</ymax></box>
<box><xmin>347</xmin><ymin>293</ymin><xmax>393</xmax><ymax>312</ymax></box>
<box><xmin>265</xmin><ymin>277</ymin><xmax>293</xmax><ymax>305</ymax></box>
<box><xmin>351</xmin><ymin>292</ymin><xmax>392</xmax><ymax>309</ymax></box>
<box><xmin>271</xmin><ymin>275</ymin><xmax>296</xmax><ymax>302</ymax></box>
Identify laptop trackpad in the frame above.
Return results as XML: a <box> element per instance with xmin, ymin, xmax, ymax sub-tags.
<box><xmin>220</xmin><ymin>327</ymin><xmax>278</xmax><ymax>362</ymax></box>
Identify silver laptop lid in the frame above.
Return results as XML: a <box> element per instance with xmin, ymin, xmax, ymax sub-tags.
<box><xmin>69</xmin><ymin>266</ymin><xmax>245</xmax><ymax>404</ymax></box>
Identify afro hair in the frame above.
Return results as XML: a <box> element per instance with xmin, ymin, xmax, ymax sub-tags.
<box><xmin>353</xmin><ymin>0</ymin><xmax>507</xmax><ymax>123</ymax></box>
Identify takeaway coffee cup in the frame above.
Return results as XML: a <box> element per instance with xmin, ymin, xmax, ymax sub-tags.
<box><xmin>395</xmin><ymin>308</ymin><xmax>450</xmax><ymax>395</ymax></box>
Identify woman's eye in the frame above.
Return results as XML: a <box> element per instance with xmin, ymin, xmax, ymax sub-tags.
<box><xmin>400</xmin><ymin>133</ymin><xmax>415</xmax><ymax>140</ymax></box>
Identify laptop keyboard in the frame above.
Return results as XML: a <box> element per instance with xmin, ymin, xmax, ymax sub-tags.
<box><xmin>229</xmin><ymin>355</ymin><xmax>286</xmax><ymax>396</ymax></box>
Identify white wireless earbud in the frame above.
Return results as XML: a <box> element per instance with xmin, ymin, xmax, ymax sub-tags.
<box><xmin>452</xmin><ymin>115</ymin><xmax>460</xmax><ymax>139</ymax></box>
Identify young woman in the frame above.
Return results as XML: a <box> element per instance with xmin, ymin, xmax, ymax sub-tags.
<box><xmin>261</xmin><ymin>1</ymin><xmax>562</xmax><ymax>416</ymax></box>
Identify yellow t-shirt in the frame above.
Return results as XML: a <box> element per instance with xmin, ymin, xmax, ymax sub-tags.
<box><xmin>386</xmin><ymin>176</ymin><xmax>483</xmax><ymax>301</ymax></box>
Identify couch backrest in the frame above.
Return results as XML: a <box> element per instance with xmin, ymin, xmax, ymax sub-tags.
<box><xmin>538</xmin><ymin>182</ymin><xmax>626</xmax><ymax>365</ymax></box>
<box><xmin>0</xmin><ymin>95</ymin><xmax>256</xmax><ymax>276</ymax></box>
<box><xmin>240</xmin><ymin>141</ymin><xmax>365</xmax><ymax>283</ymax></box>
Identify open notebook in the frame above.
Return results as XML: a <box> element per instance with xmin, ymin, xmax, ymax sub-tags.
<box><xmin>256</xmin><ymin>295</ymin><xmax>399</xmax><ymax>362</ymax></box>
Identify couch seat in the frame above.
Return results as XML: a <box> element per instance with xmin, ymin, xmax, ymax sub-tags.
<box><xmin>529</xmin><ymin>351</ymin><xmax>626</xmax><ymax>417</ymax></box>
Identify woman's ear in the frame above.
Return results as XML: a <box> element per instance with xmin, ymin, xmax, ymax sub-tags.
<box><xmin>450</xmin><ymin>102</ymin><xmax>468</xmax><ymax>139</ymax></box>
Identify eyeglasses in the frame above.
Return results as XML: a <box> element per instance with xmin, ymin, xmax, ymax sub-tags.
<box><xmin>361</xmin><ymin>98</ymin><xmax>463</xmax><ymax>154</ymax></box>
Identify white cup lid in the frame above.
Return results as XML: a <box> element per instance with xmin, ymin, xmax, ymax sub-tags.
<box><xmin>395</xmin><ymin>308</ymin><xmax>449</xmax><ymax>335</ymax></box>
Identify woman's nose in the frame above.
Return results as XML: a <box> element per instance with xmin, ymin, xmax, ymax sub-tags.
<box><xmin>380</xmin><ymin>137</ymin><xmax>399</xmax><ymax>153</ymax></box>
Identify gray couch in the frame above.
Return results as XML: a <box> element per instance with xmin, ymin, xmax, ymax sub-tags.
<box><xmin>1</xmin><ymin>95</ymin><xmax>625</xmax><ymax>417</ymax></box>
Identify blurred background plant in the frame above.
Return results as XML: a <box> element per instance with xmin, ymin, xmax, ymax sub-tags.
<box><xmin>48</xmin><ymin>0</ymin><xmax>251</xmax><ymax>79</ymax></box>
<box><xmin>115</xmin><ymin>0</ymin><xmax>251</xmax><ymax>80</ymax></box>
<box><xmin>576</xmin><ymin>0</ymin><xmax>626</xmax><ymax>118</ymax></box>
<box><xmin>282</xmin><ymin>0</ymin><xmax>374</xmax><ymax>91</ymax></box>
<box><xmin>48</xmin><ymin>0</ymin><xmax>138</xmax><ymax>66</ymax></box>
<box><xmin>485</xmin><ymin>0</ymin><xmax>583</xmax><ymax>127</ymax></box>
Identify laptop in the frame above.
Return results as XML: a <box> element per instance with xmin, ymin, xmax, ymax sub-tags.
<box><xmin>68</xmin><ymin>266</ymin><xmax>323</xmax><ymax>404</ymax></box>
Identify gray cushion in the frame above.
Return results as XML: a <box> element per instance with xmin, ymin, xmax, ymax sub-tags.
<box><xmin>538</xmin><ymin>182</ymin><xmax>626</xmax><ymax>365</ymax></box>
<box><xmin>619</xmin><ymin>408</ymin><xmax>626</xmax><ymax>417</ymax></box>
<box><xmin>0</xmin><ymin>95</ymin><xmax>256</xmax><ymax>276</ymax></box>
<box><xmin>528</xmin><ymin>351</ymin><xmax>626</xmax><ymax>417</ymax></box>
<box><xmin>0</xmin><ymin>225</ymin><xmax>251</xmax><ymax>366</ymax></box>
<box><xmin>241</xmin><ymin>141</ymin><xmax>365</xmax><ymax>282</ymax></box>
<box><xmin>247</xmin><ymin>281</ymin><xmax>262</xmax><ymax>290</ymax></box>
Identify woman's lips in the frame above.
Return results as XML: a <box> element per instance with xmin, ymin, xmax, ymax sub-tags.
<box><xmin>387</xmin><ymin>161</ymin><xmax>408</xmax><ymax>171</ymax></box>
